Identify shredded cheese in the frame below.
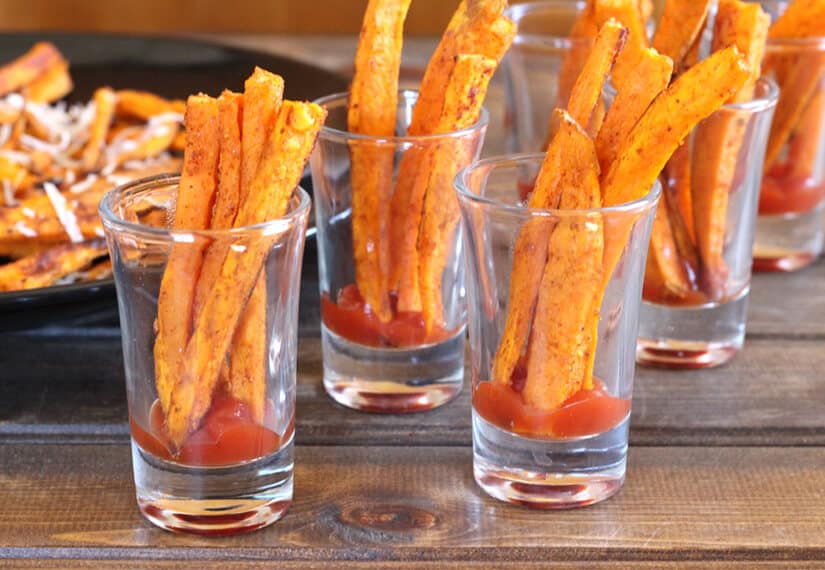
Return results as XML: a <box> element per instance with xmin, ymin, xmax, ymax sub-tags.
<box><xmin>43</xmin><ymin>181</ymin><xmax>84</xmax><ymax>243</ymax></box>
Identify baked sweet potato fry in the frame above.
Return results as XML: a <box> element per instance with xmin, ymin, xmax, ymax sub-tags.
<box><xmin>592</xmin><ymin>0</ymin><xmax>649</xmax><ymax>85</ymax></box>
<box><xmin>348</xmin><ymin>0</ymin><xmax>412</xmax><ymax>323</ymax></box>
<box><xmin>82</xmin><ymin>87</ymin><xmax>117</xmax><ymax>170</ymax></box>
<box><xmin>651</xmin><ymin>0</ymin><xmax>713</xmax><ymax>69</ymax></box>
<box><xmin>523</xmin><ymin>118</ymin><xmax>602</xmax><ymax>410</ymax></box>
<box><xmin>646</xmin><ymin>194</ymin><xmax>693</xmax><ymax>299</ymax></box>
<box><xmin>768</xmin><ymin>0</ymin><xmax>825</xmax><ymax>39</ymax></box>
<box><xmin>415</xmin><ymin>54</ymin><xmax>497</xmax><ymax>332</ymax></box>
<box><xmin>493</xmin><ymin>109</ymin><xmax>598</xmax><ymax>387</ymax></box>
<box><xmin>154</xmin><ymin>95</ymin><xmax>221</xmax><ymax>422</ymax></box>
<box><xmin>115</xmin><ymin>90</ymin><xmax>186</xmax><ymax>121</ymax></box>
<box><xmin>0</xmin><ymin>42</ymin><xmax>64</xmax><ymax>97</ymax></box>
<box><xmin>692</xmin><ymin>0</ymin><xmax>769</xmax><ymax>300</ymax></box>
<box><xmin>239</xmin><ymin>68</ymin><xmax>284</xmax><ymax>205</ymax></box>
<box><xmin>789</xmin><ymin>89</ymin><xmax>825</xmax><ymax>178</ymax></box>
<box><xmin>601</xmin><ymin>46</ymin><xmax>749</xmax><ymax>283</ymax></box>
<box><xmin>25</xmin><ymin>60</ymin><xmax>72</xmax><ymax>103</ymax></box>
<box><xmin>595</xmin><ymin>46</ymin><xmax>672</xmax><ymax>173</ymax></box>
<box><xmin>664</xmin><ymin>142</ymin><xmax>695</xmax><ymax>242</ymax></box>
<box><xmin>168</xmin><ymin>101</ymin><xmax>324</xmax><ymax>448</ymax></box>
<box><xmin>0</xmin><ymin>238</ymin><xmax>106</xmax><ymax>291</ymax></box>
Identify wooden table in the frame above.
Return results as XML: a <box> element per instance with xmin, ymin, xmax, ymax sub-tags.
<box><xmin>2</xmin><ymin>36</ymin><xmax>825</xmax><ymax>569</ymax></box>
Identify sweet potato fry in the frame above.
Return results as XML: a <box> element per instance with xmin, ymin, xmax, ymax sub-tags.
<box><xmin>692</xmin><ymin>0</ymin><xmax>769</xmax><ymax>300</ymax></box>
<box><xmin>646</xmin><ymin>195</ymin><xmax>693</xmax><ymax>299</ymax></box>
<box><xmin>564</xmin><ymin>19</ymin><xmax>628</xmax><ymax>135</ymax></box>
<box><xmin>592</xmin><ymin>0</ymin><xmax>649</xmax><ymax>85</ymax></box>
<box><xmin>348</xmin><ymin>0</ymin><xmax>411</xmax><ymax>323</ymax></box>
<box><xmin>557</xmin><ymin>3</ymin><xmax>598</xmax><ymax>114</ymax></box>
<box><xmin>493</xmin><ymin>109</ymin><xmax>597</xmax><ymax>387</ymax></box>
<box><xmin>601</xmin><ymin>46</ymin><xmax>749</xmax><ymax>282</ymax></box>
<box><xmin>664</xmin><ymin>142</ymin><xmax>695</xmax><ymax>242</ymax></box>
<box><xmin>239</xmin><ymin>68</ymin><xmax>284</xmax><ymax>204</ymax></box>
<box><xmin>168</xmin><ymin>101</ymin><xmax>324</xmax><ymax>448</ymax></box>
<box><xmin>768</xmin><ymin>0</ymin><xmax>825</xmax><ymax>39</ymax></box>
<box><xmin>154</xmin><ymin>95</ymin><xmax>221</xmax><ymax>422</ymax></box>
<box><xmin>0</xmin><ymin>239</ymin><xmax>106</xmax><ymax>291</ymax></box>
<box><xmin>595</xmin><ymin>46</ymin><xmax>672</xmax><ymax>173</ymax></box>
<box><xmin>763</xmin><ymin>56</ymin><xmax>825</xmax><ymax>170</ymax></box>
<box><xmin>523</xmin><ymin>120</ymin><xmax>602</xmax><ymax>410</ymax></box>
<box><xmin>82</xmin><ymin>87</ymin><xmax>117</xmax><ymax>170</ymax></box>
<box><xmin>789</xmin><ymin>89</ymin><xmax>825</xmax><ymax>179</ymax></box>
<box><xmin>115</xmin><ymin>90</ymin><xmax>186</xmax><ymax>121</ymax></box>
<box><xmin>651</xmin><ymin>0</ymin><xmax>713</xmax><ymax>70</ymax></box>
<box><xmin>390</xmin><ymin>2</ymin><xmax>514</xmax><ymax>307</ymax></box>
<box><xmin>25</xmin><ymin>60</ymin><xmax>72</xmax><ymax>103</ymax></box>
<box><xmin>415</xmin><ymin>55</ymin><xmax>497</xmax><ymax>332</ymax></box>
<box><xmin>106</xmin><ymin>120</ymin><xmax>180</xmax><ymax>168</ymax></box>
<box><xmin>0</xmin><ymin>42</ymin><xmax>64</xmax><ymax>97</ymax></box>
<box><xmin>638</xmin><ymin>0</ymin><xmax>654</xmax><ymax>23</ymax></box>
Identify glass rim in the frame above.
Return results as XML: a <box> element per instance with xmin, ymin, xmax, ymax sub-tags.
<box><xmin>721</xmin><ymin>76</ymin><xmax>780</xmax><ymax>112</ymax></box>
<box><xmin>99</xmin><ymin>173</ymin><xmax>311</xmax><ymax>238</ymax></box>
<box><xmin>766</xmin><ymin>35</ymin><xmax>825</xmax><ymax>49</ymax></box>
<box><xmin>454</xmin><ymin>153</ymin><xmax>662</xmax><ymax>217</ymax></box>
<box><xmin>313</xmin><ymin>89</ymin><xmax>490</xmax><ymax>144</ymax></box>
<box><xmin>504</xmin><ymin>0</ymin><xmax>591</xmax><ymax>49</ymax></box>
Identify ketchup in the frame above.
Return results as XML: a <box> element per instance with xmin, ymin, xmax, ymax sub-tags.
<box><xmin>321</xmin><ymin>284</ymin><xmax>456</xmax><ymax>348</ymax></box>
<box><xmin>130</xmin><ymin>393</ymin><xmax>290</xmax><ymax>467</ymax></box>
<box><xmin>759</xmin><ymin>164</ymin><xmax>825</xmax><ymax>216</ymax></box>
<box><xmin>473</xmin><ymin>379</ymin><xmax>630</xmax><ymax>439</ymax></box>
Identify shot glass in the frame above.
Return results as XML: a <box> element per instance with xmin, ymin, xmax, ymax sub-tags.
<box><xmin>502</xmin><ymin>1</ymin><xmax>589</xmax><ymax>154</ymax></box>
<box><xmin>637</xmin><ymin>78</ymin><xmax>779</xmax><ymax>368</ymax></box>
<box><xmin>751</xmin><ymin>0</ymin><xmax>825</xmax><ymax>272</ymax></box>
<box><xmin>310</xmin><ymin>90</ymin><xmax>487</xmax><ymax>413</ymax></box>
<box><xmin>100</xmin><ymin>174</ymin><xmax>310</xmax><ymax>535</ymax></box>
<box><xmin>457</xmin><ymin>155</ymin><xmax>659</xmax><ymax>508</ymax></box>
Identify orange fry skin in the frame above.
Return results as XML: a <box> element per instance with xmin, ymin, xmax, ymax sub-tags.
<box><xmin>239</xmin><ymin>68</ymin><xmax>284</xmax><ymax>206</ymax></box>
<box><xmin>25</xmin><ymin>60</ymin><xmax>73</xmax><ymax>103</ymax></box>
<box><xmin>646</xmin><ymin>195</ymin><xmax>692</xmax><ymax>299</ymax></box>
<box><xmin>154</xmin><ymin>95</ymin><xmax>221</xmax><ymax>422</ymax></box>
<box><xmin>564</xmin><ymin>19</ymin><xmax>628</xmax><ymax>136</ymax></box>
<box><xmin>789</xmin><ymin>89</ymin><xmax>825</xmax><ymax>179</ymax></box>
<box><xmin>652</xmin><ymin>0</ymin><xmax>713</xmax><ymax>70</ymax></box>
<box><xmin>0</xmin><ymin>42</ymin><xmax>64</xmax><ymax>97</ymax></box>
<box><xmin>692</xmin><ymin>0</ymin><xmax>769</xmax><ymax>300</ymax></box>
<box><xmin>414</xmin><ymin>54</ymin><xmax>497</xmax><ymax>332</ymax></box>
<box><xmin>523</xmin><ymin>116</ymin><xmax>602</xmax><ymax>410</ymax></box>
<box><xmin>769</xmin><ymin>0</ymin><xmax>825</xmax><ymax>39</ymax></box>
<box><xmin>492</xmin><ymin>110</ymin><xmax>595</xmax><ymax>387</ymax></box>
<box><xmin>0</xmin><ymin>239</ymin><xmax>107</xmax><ymax>291</ymax></box>
<box><xmin>348</xmin><ymin>0</ymin><xmax>412</xmax><ymax>323</ymax></box>
<box><xmin>82</xmin><ymin>87</ymin><xmax>118</xmax><ymax>170</ymax></box>
<box><xmin>595</xmin><ymin>46</ymin><xmax>673</xmax><ymax>173</ymax></box>
<box><xmin>115</xmin><ymin>90</ymin><xmax>186</xmax><ymax>121</ymax></box>
<box><xmin>168</xmin><ymin>101</ymin><xmax>324</xmax><ymax>448</ymax></box>
<box><xmin>592</xmin><ymin>0</ymin><xmax>649</xmax><ymax>86</ymax></box>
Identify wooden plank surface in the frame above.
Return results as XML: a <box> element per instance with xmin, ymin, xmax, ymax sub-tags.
<box><xmin>1</xmin><ymin>444</ymin><xmax>825</xmax><ymax>564</ymax></box>
<box><xmin>2</xmin><ymin>336</ymin><xmax>824</xmax><ymax>447</ymax></box>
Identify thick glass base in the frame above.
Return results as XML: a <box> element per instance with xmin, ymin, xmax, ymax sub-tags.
<box><xmin>637</xmin><ymin>289</ymin><xmax>748</xmax><ymax>369</ymax></box>
<box><xmin>472</xmin><ymin>412</ymin><xmax>627</xmax><ymax>509</ymax></box>
<box><xmin>133</xmin><ymin>439</ymin><xmax>293</xmax><ymax>535</ymax></box>
<box><xmin>321</xmin><ymin>324</ymin><xmax>464</xmax><ymax>413</ymax></box>
<box><xmin>753</xmin><ymin>203</ymin><xmax>824</xmax><ymax>273</ymax></box>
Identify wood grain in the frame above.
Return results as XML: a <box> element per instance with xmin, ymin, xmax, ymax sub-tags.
<box><xmin>6</xmin><ymin>562</ymin><xmax>825</xmax><ymax>569</ymax></box>
<box><xmin>3</xmin><ymin>337</ymin><xmax>824</xmax><ymax>447</ymax></box>
<box><xmin>1</xmin><ymin>444</ymin><xmax>825</xmax><ymax>563</ymax></box>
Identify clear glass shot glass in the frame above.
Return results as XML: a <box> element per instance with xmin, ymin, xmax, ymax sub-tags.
<box><xmin>457</xmin><ymin>155</ymin><xmax>659</xmax><ymax>509</ymax></box>
<box><xmin>310</xmin><ymin>90</ymin><xmax>488</xmax><ymax>413</ymax></box>
<box><xmin>100</xmin><ymin>174</ymin><xmax>310</xmax><ymax>535</ymax></box>
<box><xmin>638</xmin><ymin>78</ymin><xmax>779</xmax><ymax>368</ymax></box>
<box><xmin>751</xmin><ymin>0</ymin><xmax>825</xmax><ymax>272</ymax></box>
<box><xmin>502</xmin><ymin>1</ymin><xmax>590</xmax><ymax>154</ymax></box>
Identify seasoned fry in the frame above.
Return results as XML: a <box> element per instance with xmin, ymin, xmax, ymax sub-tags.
<box><xmin>154</xmin><ymin>95</ymin><xmax>221</xmax><ymax>422</ymax></box>
<box><xmin>168</xmin><ymin>101</ymin><xmax>324</xmax><ymax>448</ymax></box>
<box><xmin>115</xmin><ymin>90</ymin><xmax>186</xmax><ymax>121</ymax></box>
<box><xmin>646</xmin><ymin>194</ymin><xmax>693</xmax><ymax>298</ymax></box>
<box><xmin>564</xmin><ymin>19</ymin><xmax>628</xmax><ymax>135</ymax></box>
<box><xmin>692</xmin><ymin>0</ymin><xmax>769</xmax><ymax>299</ymax></box>
<box><xmin>107</xmin><ymin>119</ymin><xmax>179</xmax><ymax>167</ymax></box>
<box><xmin>239</xmin><ymin>68</ymin><xmax>284</xmax><ymax>206</ymax></box>
<box><xmin>652</xmin><ymin>0</ymin><xmax>713</xmax><ymax>69</ymax></box>
<box><xmin>595</xmin><ymin>46</ymin><xmax>672</xmax><ymax>172</ymax></box>
<box><xmin>0</xmin><ymin>42</ymin><xmax>64</xmax><ymax>97</ymax></box>
<box><xmin>82</xmin><ymin>87</ymin><xmax>117</xmax><ymax>170</ymax></box>
<box><xmin>768</xmin><ymin>0</ymin><xmax>825</xmax><ymax>39</ymax></box>
<box><xmin>348</xmin><ymin>0</ymin><xmax>411</xmax><ymax>323</ymax></box>
<box><xmin>523</xmin><ymin>117</ymin><xmax>602</xmax><ymax>410</ymax></box>
<box><xmin>592</xmin><ymin>0</ymin><xmax>649</xmax><ymax>85</ymax></box>
<box><xmin>493</xmin><ymin>110</ymin><xmax>597</xmax><ymax>387</ymax></box>
<box><xmin>25</xmin><ymin>60</ymin><xmax>72</xmax><ymax>103</ymax></box>
<box><xmin>664</xmin><ymin>142</ymin><xmax>695</xmax><ymax>242</ymax></box>
<box><xmin>789</xmin><ymin>89</ymin><xmax>825</xmax><ymax>178</ymax></box>
<box><xmin>390</xmin><ymin>1</ymin><xmax>514</xmax><ymax>309</ymax></box>
<box><xmin>601</xmin><ymin>46</ymin><xmax>749</xmax><ymax>283</ymax></box>
<box><xmin>0</xmin><ymin>238</ymin><xmax>106</xmax><ymax>291</ymax></box>
<box><xmin>415</xmin><ymin>55</ymin><xmax>497</xmax><ymax>332</ymax></box>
